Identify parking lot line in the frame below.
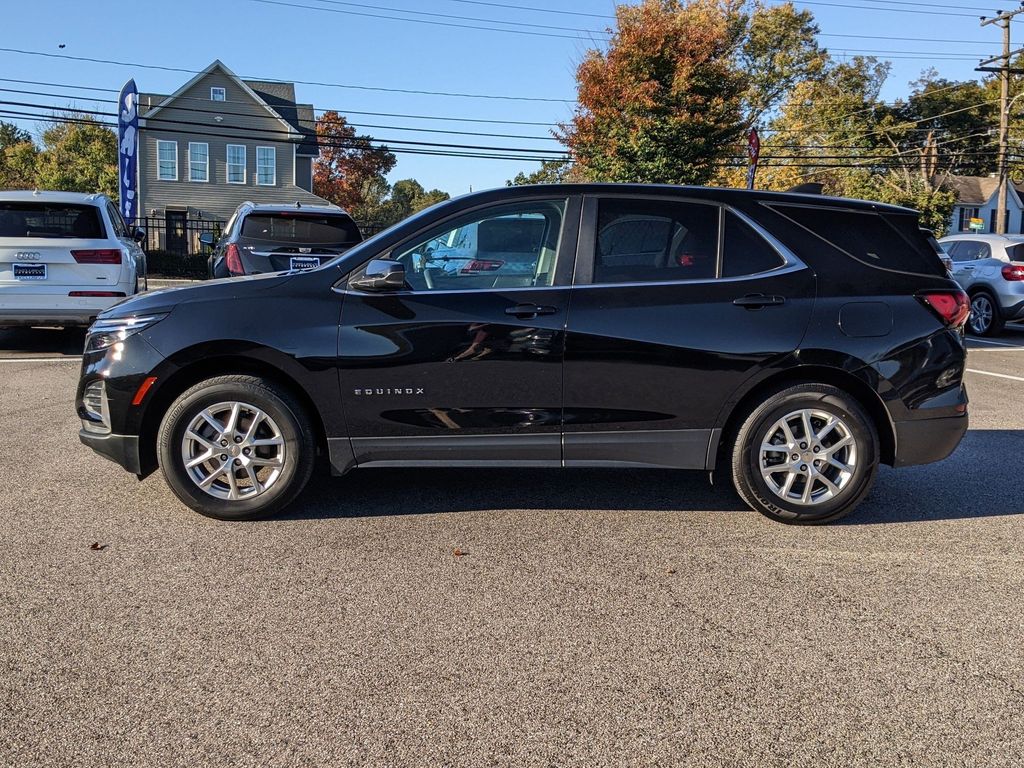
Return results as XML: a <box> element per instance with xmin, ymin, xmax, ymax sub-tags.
<box><xmin>967</xmin><ymin>337</ymin><xmax>1022</xmax><ymax>348</ymax></box>
<box><xmin>0</xmin><ymin>357</ymin><xmax>81</xmax><ymax>364</ymax></box>
<box><xmin>966</xmin><ymin>368</ymin><xmax>1024</xmax><ymax>382</ymax></box>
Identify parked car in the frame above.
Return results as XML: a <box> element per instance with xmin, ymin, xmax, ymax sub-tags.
<box><xmin>203</xmin><ymin>202</ymin><xmax>362</xmax><ymax>278</ymax></box>
<box><xmin>77</xmin><ymin>184</ymin><xmax>969</xmax><ymax>525</ymax></box>
<box><xmin>937</xmin><ymin>233</ymin><xmax>1024</xmax><ymax>335</ymax></box>
<box><xmin>0</xmin><ymin>191</ymin><xmax>146</xmax><ymax>327</ymax></box>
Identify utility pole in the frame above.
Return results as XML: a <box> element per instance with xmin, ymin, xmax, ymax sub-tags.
<box><xmin>978</xmin><ymin>5</ymin><xmax>1024</xmax><ymax>234</ymax></box>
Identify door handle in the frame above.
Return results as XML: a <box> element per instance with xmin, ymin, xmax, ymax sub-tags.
<box><xmin>961</xmin><ymin>265</ymin><xmax>975</xmax><ymax>270</ymax></box>
<box><xmin>505</xmin><ymin>303</ymin><xmax>557</xmax><ymax>318</ymax></box>
<box><xmin>733</xmin><ymin>293</ymin><xmax>786</xmax><ymax>309</ymax></box>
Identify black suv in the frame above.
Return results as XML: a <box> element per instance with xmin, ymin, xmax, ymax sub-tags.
<box><xmin>77</xmin><ymin>184</ymin><xmax>970</xmax><ymax>524</ymax></box>
<box><xmin>203</xmin><ymin>201</ymin><xmax>362</xmax><ymax>278</ymax></box>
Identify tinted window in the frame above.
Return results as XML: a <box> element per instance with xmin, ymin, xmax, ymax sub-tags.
<box><xmin>722</xmin><ymin>212</ymin><xmax>784</xmax><ymax>277</ymax></box>
<box><xmin>0</xmin><ymin>203</ymin><xmax>104</xmax><ymax>239</ymax></box>
<box><xmin>392</xmin><ymin>200</ymin><xmax>565</xmax><ymax>291</ymax></box>
<box><xmin>595</xmin><ymin>199</ymin><xmax>719</xmax><ymax>283</ymax></box>
<box><xmin>1006</xmin><ymin>243</ymin><xmax>1024</xmax><ymax>262</ymax></box>
<box><xmin>106</xmin><ymin>203</ymin><xmax>128</xmax><ymax>238</ymax></box>
<box><xmin>771</xmin><ymin>204</ymin><xmax>944</xmax><ymax>275</ymax></box>
<box><xmin>241</xmin><ymin>213</ymin><xmax>361</xmax><ymax>245</ymax></box>
<box><xmin>951</xmin><ymin>240</ymin><xmax>991</xmax><ymax>261</ymax></box>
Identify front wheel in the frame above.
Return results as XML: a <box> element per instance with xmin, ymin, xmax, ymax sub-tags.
<box><xmin>731</xmin><ymin>384</ymin><xmax>879</xmax><ymax>525</ymax></box>
<box><xmin>157</xmin><ymin>375</ymin><xmax>316</xmax><ymax>520</ymax></box>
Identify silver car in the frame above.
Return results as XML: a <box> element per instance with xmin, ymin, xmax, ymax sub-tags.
<box><xmin>938</xmin><ymin>233</ymin><xmax>1024</xmax><ymax>335</ymax></box>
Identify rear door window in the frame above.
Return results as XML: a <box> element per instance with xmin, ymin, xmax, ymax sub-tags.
<box><xmin>951</xmin><ymin>240</ymin><xmax>991</xmax><ymax>261</ymax></box>
<box><xmin>0</xmin><ymin>203</ymin><xmax>105</xmax><ymax>239</ymax></box>
<box><xmin>241</xmin><ymin>213</ymin><xmax>361</xmax><ymax>246</ymax></box>
<box><xmin>594</xmin><ymin>198</ymin><xmax>719</xmax><ymax>283</ymax></box>
<box><xmin>769</xmin><ymin>204</ymin><xmax>944</xmax><ymax>276</ymax></box>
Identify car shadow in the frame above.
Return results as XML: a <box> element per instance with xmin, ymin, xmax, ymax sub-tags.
<box><xmin>0</xmin><ymin>327</ymin><xmax>86</xmax><ymax>356</ymax></box>
<box><xmin>282</xmin><ymin>429</ymin><xmax>1023</xmax><ymax>525</ymax></box>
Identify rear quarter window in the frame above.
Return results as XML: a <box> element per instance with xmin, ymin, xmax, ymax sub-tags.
<box><xmin>768</xmin><ymin>204</ymin><xmax>944</xmax><ymax>276</ymax></box>
<box><xmin>1005</xmin><ymin>243</ymin><xmax>1024</xmax><ymax>262</ymax></box>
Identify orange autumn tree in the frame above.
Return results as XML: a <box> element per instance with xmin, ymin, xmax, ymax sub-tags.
<box><xmin>313</xmin><ymin>111</ymin><xmax>396</xmax><ymax>212</ymax></box>
<box><xmin>562</xmin><ymin>0</ymin><xmax>748</xmax><ymax>185</ymax></box>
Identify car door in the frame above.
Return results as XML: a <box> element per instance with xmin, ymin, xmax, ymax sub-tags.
<box><xmin>562</xmin><ymin>194</ymin><xmax>815</xmax><ymax>469</ymax></box>
<box><xmin>947</xmin><ymin>239</ymin><xmax>989</xmax><ymax>291</ymax></box>
<box><xmin>337</xmin><ymin>195</ymin><xmax>581</xmax><ymax>467</ymax></box>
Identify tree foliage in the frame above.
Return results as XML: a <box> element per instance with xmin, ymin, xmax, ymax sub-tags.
<box><xmin>352</xmin><ymin>177</ymin><xmax>450</xmax><ymax>226</ymax></box>
<box><xmin>34</xmin><ymin>117</ymin><xmax>118</xmax><ymax>199</ymax></box>
<box><xmin>313</xmin><ymin>111</ymin><xmax>397</xmax><ymax>211</ymax></box>
<box><xmin>561</xmin><ymin>0</ymin><xmax>748</xmax><ymax>185</ymax></box>
<box><xmin>0</xmin><ymin>121</ymin><xmax>38</xmax><ymax>189</ymax></box>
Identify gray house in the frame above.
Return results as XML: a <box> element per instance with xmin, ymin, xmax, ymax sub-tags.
<box><xmin>137</xmin><ymin>60</ymin><xmax>332</xmax><ymax>251</ymax></box>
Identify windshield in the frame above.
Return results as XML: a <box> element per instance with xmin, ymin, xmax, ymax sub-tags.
<box><xmin>240</xmin><ymin>213</ymin><xmax>361</xmax><ymax>246</ymax></box>
<box><xmin>0</xmin><ymin>202</ymin><xmax>105</xmax><ymax>239</ymax></box>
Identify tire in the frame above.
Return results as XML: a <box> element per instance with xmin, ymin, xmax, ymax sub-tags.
<box><xmin>157</xmin><ymin>375</ymin><xmax>316</xmax><ymax>520</ymax></box>
<box><xmin>968</xmin><ymin>290</ymin><xmax>1004</xmax><ymax>336</ymax></box>
<box><xmin>731</xmin><ymin>384</ymin><xmax>879</xmax><ymax>525</ymax></box>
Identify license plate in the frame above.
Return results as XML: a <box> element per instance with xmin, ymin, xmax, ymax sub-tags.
<box><xmin>13</xmin><ymin>263</ymin><xmax>47</xmax><ymax>280</ymax></box>
<box><xmin>289</xmin><ymin>256</ymin><xmax>321</xmax><ymax>271</ymax></box>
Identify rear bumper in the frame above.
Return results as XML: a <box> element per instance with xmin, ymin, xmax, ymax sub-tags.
<box><xmin>0</xmin><ymin>308</ymin><xmax>102</xmax><ymax>327</ymax></box>
<box><xmin>893</xmin><ymin>413</ymin><xmax>969</xmax><ymax>467</ymax></box>
<box><xmin>79</xmin><ymin>428</ymin><xmax>143</xmax><ymax>475</ymax></box>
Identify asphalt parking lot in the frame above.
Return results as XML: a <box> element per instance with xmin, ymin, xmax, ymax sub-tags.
<box><xmin>2</xmin><ymin>323</ymin><xmax>1023</xmax><ymax>767</ymax></box>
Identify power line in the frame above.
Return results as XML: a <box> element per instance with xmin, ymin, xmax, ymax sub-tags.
<box><xmin>0</xmin><ymin>86</ymin><xmax>561</xmax><ymax>142</ymax></box>
<box><xmin>303</xmin><ymin>0</ymin><xmax>608</xmax><ymax>34</ymax></box>
<box><xmin>245</xmin><ymin>0</ymin><xmax>606</xmax><ymax>40</ymax></box>
<box><xmin>0</xmin><ymin>77</ymin><xmax>559</xmax><ymax>127</ymax></box>
<box><xmin>0</xmin><ymin>47</ymin><xmax>576</xmax><ymax>103</ymax></box>
<box><xmin>435</xmin><ymin>0</ymin><xmax>615</xmax><ymax>20</ymax></box>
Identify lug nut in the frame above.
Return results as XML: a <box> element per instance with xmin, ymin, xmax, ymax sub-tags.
<box><xmin>791</xmin><ymin>453</ymin><xmax>799</xmax><ymax>461</ymax></box>
<box><xmin>813</xmin><ymin>446</ymin><xmax>820</xmax><ymax>453</ymax></box>
<box><xmin>243</xmin><ymin>447</ymin><xmax>251</xmax><ymax>456</ymax></box>
<box><xmin>800</xmin><ymin>442</ymin><xmax>807</xmax><ymax>449</ymax></box>
<box><xmin>220</xmin><ymin>440</ymin><xmax>228</xmax><ymax>447</ymax></box>
<box><xmin>220</xmin><ymin>454</ymin><xmax>228</xmax><ymax>461</ymax></box>
<box><xmin>234</xmin><ymin>436</ymin><xmax>242</xmax><ymax>443</ymax></box>
<box><xmin>800</xmin><ymin>464</ymin><xmax>808</xmax><ymax>472</ymax></box>
<box><xmin>234</xmin><ymin>458</ymin><xmax>241</xmax><ymax>466</ymax></box>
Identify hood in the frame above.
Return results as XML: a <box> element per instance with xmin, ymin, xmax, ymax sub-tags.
<box><xmin>97</xmin><ymin>272</ymin><xmax>297</xmax><ymax>319</ymax></box>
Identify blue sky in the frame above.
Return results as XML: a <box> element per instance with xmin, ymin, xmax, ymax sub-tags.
<box><xmin>0</xmin><ymin>0</ymin><xmax>1012</xmax><ymax>196</ymax></box>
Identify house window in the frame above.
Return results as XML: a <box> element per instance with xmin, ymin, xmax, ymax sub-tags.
<box><xmin>256</xmin><ymin>146</ymin><xmax>276</xmax><ymax>185</ymax></box>
<box><xmin>227</xmin><ymin>144</ymin><xmax>246</xmax><ymax>184</ymax></box>
<box><xmin>157</xmin><ymin>140</ymin><xmax>177</xmax><ymax>181</ymax></box>
<box><xmin>957</xmin><ymin>207</ymin><xmax>980</xmax><ymax>232</ymax></box>
<box><xmin>188</xmin><ymin>142</ymin><xmax>209</xmax><ymax>182</ymax></box>
<box><xmin>210</xmin><ymin>87</ymin><xmax>226</xmax><ymax>101</ymax></box>
<box><xmin>989</xmin><ymin>208</ymin><xmax>1010</xmax><ymax>233</ymax></box>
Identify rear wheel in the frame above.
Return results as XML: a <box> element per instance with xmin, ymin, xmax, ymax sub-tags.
<box><xmin>731</xmin><ymin>384</ymin><xmax>879</xmax><ymax>524</ymax></box>
<box><xmin>157</xmin><ymin>375</ymin><xmax>316</xmax><ymax>520</ymax></box>
<box><xmin>968</xmin><ymin>291</ymin><xmax>1004</xmax><ymax>336</ymax></box>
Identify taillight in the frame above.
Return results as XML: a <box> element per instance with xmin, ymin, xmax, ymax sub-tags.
<box><xmin>918</xmin><ymin>290</ymin><xmax>970</xmax><ymax>328</ymax></box>
<box><xmin>1002</xmin><ymin>263</ymin><xmax>1024</xmax><ymax>281</ymax></box>
<box><xmin>72</xmin><ymin>249</ymin><xmax>122</xmax><ymax>265</ymax></box>
<box><xmin>225</xmin><ymin>243</ymin><xmax>244</xmax><ymax>275</ymax></box>
<box><xmin>459</xmin><ymin>259</ymin><xmax>504</xmax><ymax>274</ymax></box>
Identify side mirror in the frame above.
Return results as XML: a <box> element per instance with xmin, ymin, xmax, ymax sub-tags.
<box><xmin>132</xmin><ymin>227</ymin><xmax>146</xmax><ymax>244</ymax></box>
<box><xmin>198</xmin><ymin>232</ymin><xmax>216</xmax><ymax>248</ymax></box>
<box><xmin>350</xmin><ymin>258</ymin><xmax>406</xmax><ymax>292</ymax></box>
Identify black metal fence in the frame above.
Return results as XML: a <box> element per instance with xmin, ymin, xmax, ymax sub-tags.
<box><xmin>136</xmin><ymin>217</ymin><xmax>392</xmax><ymax>278</ymax></box>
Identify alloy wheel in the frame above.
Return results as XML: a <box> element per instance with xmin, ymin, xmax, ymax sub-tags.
<box><xmin>180</xmin><ymin>401</ymin><xmax>286</xmax><ymax>500</ymax></box>
<box><xmin>969</xmin><ymin>294</ymin><xmax>993</xmax><ymax>335</ymax></box>
<box><xmin>758</xmin><ymin>408</ymin><xmax>858</xmax><ymax>506</ymax></box>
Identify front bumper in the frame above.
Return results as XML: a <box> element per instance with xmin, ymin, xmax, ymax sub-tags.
<box><xmin>79</xmin><ymin>429</ymin><xmax>144</xmax><ymax>475</ymax></box>
<box><xmin>893</xmin><ymin>413</ymin><xmax>969</xmax><ymax>467</ymax></box>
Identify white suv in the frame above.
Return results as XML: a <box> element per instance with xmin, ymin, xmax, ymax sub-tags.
<box><xmin>0</xmin><ymin>191</ymin><xmax>147</xmax><ymax>327</ymax></box>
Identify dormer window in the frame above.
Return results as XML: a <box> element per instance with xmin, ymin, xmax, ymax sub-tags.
<box><xmin>210</xmin><ymin>87</ymin><xmax>226</xmax><ymax>101</ymax></box>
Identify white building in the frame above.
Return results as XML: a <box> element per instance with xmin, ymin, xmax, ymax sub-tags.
<box><xmin>946</xmin><ymin>175</ymin><xmax>1024</xmax><ymax>234</ymax></box>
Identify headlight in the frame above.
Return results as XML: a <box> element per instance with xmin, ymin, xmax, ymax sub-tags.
<box><xmin>85</xmin><ymin>313</ymin><xmax>168</xmax><ymax>353</ymax></box>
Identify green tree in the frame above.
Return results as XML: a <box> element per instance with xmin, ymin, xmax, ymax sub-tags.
<box><xmin>34</xmin><ymin>117</ymin><xmax>118</xmax><ymax>198</ymax></box>
<box><xmin>506</xmin><ymin>159</ymin><xmax>575</xmax><ymax>186</ymax></box>
<box><xmin>351</xmin><ymin>178</ymin><xmax>450</xmax><ymax>226</ymax></box>
<box><xmin>0</xmin><ymin>121</ymin><xmax>38</xmax><ymax>189</ymax></box>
